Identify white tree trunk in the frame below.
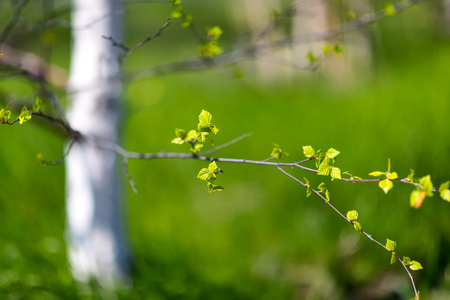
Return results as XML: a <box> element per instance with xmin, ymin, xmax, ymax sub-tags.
<box><xmin>66</xmin><ymin>0</ymin><xmax>130</xmax><ymax>287</ymax></box>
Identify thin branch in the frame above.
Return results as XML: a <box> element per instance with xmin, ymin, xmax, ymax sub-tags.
<box><xmin>123</xmin><ymin>0</ymin><xmax>425</xmax><ymax>83</ymax></box>
<box><xmin>103</xmin><ymin>18</ymin><xmax>171</xmax><ymax>62</ymax></box>
<box><xmin>123</xmin><ymin>157</ymin><xmax>138</xmax><ymax>194</ymax></box>
<box><xmin>0</xmin><ymin>0</ymin><xmax>30</xmax><ymax>45</ymax></box>
<box><xmin>277</xmin><ymin>165</ymin><xmax>419</xmax><ymax>299</ymax></box>
<box><xmin>199</xmin><ymin>133</ymin><xmax>252</xmax><ymax>155</ymax></box>
<box><xmin>39</xmin><ymin>138</ymin><xmax>76</xmax><ymax>166</ymax></box>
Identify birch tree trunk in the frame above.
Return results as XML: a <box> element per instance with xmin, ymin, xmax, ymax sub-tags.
<box><xmin>66</xmin><ymin>0</ymin><xmax>130</xmax><ymax>287</ymax></box>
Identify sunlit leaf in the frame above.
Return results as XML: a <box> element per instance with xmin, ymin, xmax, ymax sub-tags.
<box><xmin>318</xmin><ymin>161</ymin><xmax>331</xmax><ymax>176</ymax></box>
<box><xmin>410</xmin><ymin>189</ymin><xmax>426</xmax><ymax>209</ymax></box>
<box><xmin>407</xmin><ymin>169</ymin><xmax>415</xmax><ymax>182</ymax></box>
<box><xmin>353</xmin><ymin>221</ymin><xmax>362</xmax><ymax>232</ymax></box>
<box><xmin>440</xmin><ymin>181</ymin><xmax>450</xmax><ymax>202</ymax></box>
<box><xmin>208</xmin><ymin>161</ymin><xmax>219</xmax><ymax>173</ymax></box>
<box><xmin>171</xmin><ymin>137</ymin><xmax>185</xmax><ymax>144</ymax></box>
<box><xmin>331</xmin><ymin>167</ymin><xmax>342</xmax><ymax>180</ymax></box>
<box><xmin>325</xmin><ymin>148</ymin><xmax>340</xmax><ymax>159</ymax></box>
<box><xmin>409</xmin><ymin>260</ymin><xmax>423</xmax><ymax>271</ymax></box>
<box><xmin>18</xmin><ymin>107</ymin><xmax>32</xmax><ymax>124</ymax></box>
<box><xmin>346</xmin><ymin>210</ymin><xmax>358</xmax><ymax>221</ymax></box>
<box><xmin>303</xmin><ymin>145</ymin><xmax>315</xmax><ymax>158</ymax></box>
<box><xmin>170</xmin><ymin>6</ymin><xmax>184</xmax><ymax>18</ymax></box>
<box><xmin>386</xmin><ymin>238</ymin><xmax>397</xmax><ymax>252</ymax></box>
<box><xmin>369</xmin><ymin>171</ymin><xmax>385</xmax><ymax>177</ymax></box>
<box><xmin>186</xmin><ymin>130</ymin><xmax>197</xmax><ymax>141</ymax></box>
<box><xmin>383</xmin><ymin>2</ymin><xmax>396</xmax><ymax>16</ymax></box>
<box><xmin>387</xmin><ymin>172</ymin><xmax>398</xmax><ymax>180</ymax></box>
<box><xmin>207</xmin><ymin>26</ymin><xmax>223</xmax><ymax>39</ymax></box>
<box><xmin>379</xmin><ymin>179</ymin><xmax>393</xmax><ymax>194</ymax></box>
<box><xmin>199</xmin><ymin>110</ymin><xmax>212</xmax><ymax>125</ymax></box>
<box><xmin>419</xmin><ymin>175</ymin><xmax>433</xmax><ymax>197</ymax></box>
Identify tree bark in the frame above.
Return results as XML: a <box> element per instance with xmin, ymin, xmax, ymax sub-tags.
<box><xmin>66</xmin><ymin>0</ymin><xmax>130</xmax><ymax>287</ymax></box>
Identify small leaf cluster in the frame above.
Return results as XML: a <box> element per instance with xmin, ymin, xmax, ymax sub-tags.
<box><xmin>385</xmin><ymin>239</ymin><xmax>423</xmax><ymax>271</ymax></box>
<box><xmin>171</xmin><ymin>109</ymin><xmax>219</xmax><ymax>154</ymax></box>
<box><xmin>307</xmin><ymin>43</ymin><xmax>343</xmax><ymax>64</ymax></box>
<box><xmin>198</xmin><ymin>26</ymin><xmax>223</xmax><ymax>58</ymax></box>
<box><xmin>197</xmin><ymin>161</ymin><xmax>224</xmax><ymax>193</ymax></box>
<box><xmin>0</xmin><ymin>97</ymin><xmax>41</xmax><ymax>125</ymax></box>
<box><xmin>347</xmin><ymin>210</ymin><xmax>362</xmax><ymax>232</ymax></box>
<box><xmin>170</xmin><ymin>0</ymin><xmax>223</xmax><ymax>58</ymax></box>
<box><xmin>303</xmin><ymin>145</ymin><xmax>342</xmax><ymax>180</ymax></box>
<box><xmin>369</xmin><ymin>158</ymin><xmax>398</xmax><ymax>194</ymax></box>
<box><xmin>170</xmin><ymin>0</ymin><xmax>193</xmax><ymax>28</ymax></box>
<box><xmin>270</xmin><ymin>144</ymin><xmax>289</xmax><ymax>159</ymax></box>
<box><xmin>171</xmin><ymin>110</ymin><xmax>222</xmax><ymax>193</ymax></box>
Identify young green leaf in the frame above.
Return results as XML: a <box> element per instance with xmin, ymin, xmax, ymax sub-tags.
<box><xmin>353</xmin><ymin>221</ymin><xmax>362</xmax><ymax>232</ymax></box>
<box><xmin>302</xmin><ymin>145</ymin><xmax>315</xmax><ymax>158</ymax></box>
<box><xmin>190</xmin><ymin>143</ymin><xmax>203</xmax><ymax>154</ymax></box>
<box><xmin>333</xmin><ymin>44</ymin><xmax>343</xmax><ymax>54</ymax></box>
<box><xmin>198</xmin><ymin>40</ymin><xmax>222</xmax><ymax>57</ymax></box>
<box><xmin>379</xmin><ymin>178</ymin><xmax>394</xmax><ymax>194</ymax></box>
<box><xmin>322</xmin><ymin>44</ymin><xmax>331</xmax><ymax>54</ymax></box>
<box><xmin>37</xmin><ymin>153</ymin><xmax>44</xmax><ymax>163</ymax></box>
<box><xmin>403</xmin><ymin>256</ymin><xmax>412</xmax><ymax>265</ymax></box>
<box><xmin>346</xmin><ymin>210</ymin><xmax>358</xmax><ymax>221</ymax></box>
<box><xmin>386</xmin><ymin>239</ymin><xmax>397</xmax><ymax>252</ymax></box>
<box><xmin>197</xmin><ymin>167</ymin><xmax>214</xmax><ymax>181</ymax></box>
<box><xmin>186</xmin><ymin>130</ymin><xmax>197</xmax><ymax>142</ymax></box>
<box><xmin>175</xmin><ymin>128</ymin><xmax>186</xmax><ymax>139</ymax></box>
<box><xmin>383</xmin><ymin>2</ymin><xmax>396</xmax><ymax>16</ymax></box>
<box><xmin>307</xmin><ymin>52</ymin><xmax>318</xmax><ymax>63</ymax></box>
<box><xmin>208</xmin><ymin>161</ymin><xmax>219</xmax><ymax>173</ymax></box>
<box><xmin>390</xmin><ymin>252</ymin><xmax>396</xmax><ymax>265</ymax></box>
<box><xmin>33</xmin><ymin>96</ymin><xmax>42</xmax><ymax>112</ymax></box>
<box><xmin>369</xmin><ymin>171</ymin><xmax>385</xmax><ymax>176</ymax></box>
<box><xmin>271</xmin><ymin>144</ymin><xmax>288</xmax><ymax>159</ymax></box>
<box><xmin>181</xmin><ymin>15</ymin><xmax>193</xmax><ymax>28</ymax></box>
<box><xmin>170</xmin><ymin>6</ymin><xmax>184</xmax><ymax>18</ymax></box>
<box><xmin>207</xmin><ymin>182</ymin><xmax>224</xmax><ymax>193</ymax></box>
<box><xmin>171</xmin><ymin>137</ymin><xmax>185</xmax><ymax>144</ymax></box>
<box><xmin>325</xmin><ymin>148</ymin><xmax>340</xmax><ymax>159</ymax></box>
<box><xmin>330</xmin><ymin>167</ymin><xmax>342</xmax><ymax>180</ymax></box>
<box><xmin>410</xmin><ymin>189</ymin><xmax>426</xmax><ymax>209</ymax></box>
<box><xmin>407</xmin><ymin>169</ymin><xmax>415</xmax><ymax>182</ymax></box>
<box><xmin>318</xmin><ymin>161</ymin><xmax>331</xmax><ymax>176</ymax></box>
<box><xmin>440</xmin><ymin>181</ymin><xmax>450</xmax><ymax>201</ymax></box>
<box><xmin>409</xmin><ymin>260</ymin><xmax>423</xmax><ymax>271</ymax></box>
<box><xmin>419</xmin><ymin>175</ymin><xmax>433</xmax><ymax>197</ymax></box>
<box><xmin>18</xmin><ymin>106</ymin><xmax>32</xmax><ymax>124</ymax></box>
<box><xmin>207</xmin><ymin>26</ymin><xmax>223</xmax><ymax>40</ymax></box>
<box><xmin>199</xmin><ymin>109</ymin><xmax>212</xmax><ymax>125</ymax></box>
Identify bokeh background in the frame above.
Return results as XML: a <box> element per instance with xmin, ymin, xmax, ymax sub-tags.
<box><xmin>1</xmin><ymin>0</ymin><xmax>450</xmax><ymax>299</ymax></box>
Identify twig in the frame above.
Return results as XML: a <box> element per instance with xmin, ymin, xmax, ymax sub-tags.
<box><xmin>39</xmin><ymin>138</ymin><xmax>77</xmax><ymax>166</ymax></box>
<box><xmin>0</xmin><ymin>0</ymin><xmax>30</xmax><ymax>45</ymax></box>
<box><xmin>199</xmin><ymin>133</ymin><xmax>252</xmax><ymax>155</ymax></box>
<box><xmin>103</xmin><ymin>18</ymin><xmax>171</xmax><ymax>62</ymax></box>
<box><xmin>277</xmin><ymin>165</ymin><xmax>419</xmax><ymax>299</ymax></box>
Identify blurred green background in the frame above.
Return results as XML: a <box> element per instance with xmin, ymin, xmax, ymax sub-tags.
<box><xmin>1</xmin><ymin>0</ymin><xmax>450</xmax><ymax>299</ymax></box>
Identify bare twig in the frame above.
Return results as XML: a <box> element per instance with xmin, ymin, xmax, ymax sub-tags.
<box><xmin>103</xmin><ymin>18</ymin><xmax>171</xmax><ymax>62</ymax></box>
<box><xmin>0</xmin><ymin>0</ymin><xmax>30</xmax><ymax>45</ymax></box>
